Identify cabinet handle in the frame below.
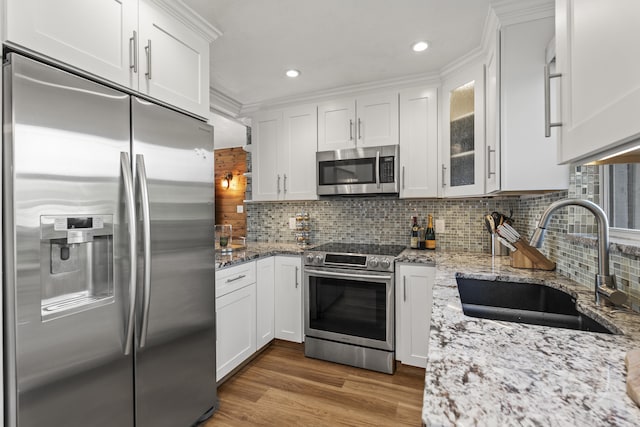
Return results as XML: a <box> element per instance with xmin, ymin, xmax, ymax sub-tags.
<box><xmin>129</xmin><ymin>31</ymin><xmax>138</xmax><ymax>73</ymax></box>
<box><xmin>295</xmin><ymin>266</ymin><xmax>299</xmax><ymax>288</ymax></box>
<box><xmin>349</xmin><ymin>119</ymin><xmax>354</xmax><ymax>141</ymax></box>
<box><xmin>403</xmin><ymin>276</ymin><xmax>406</xmax><ymax>302</ymax></box>
<box><xmin>402</xmin><ymin>166</ymin><xmax>405</xmax><ymax>190</ymax></box>
<box><xmin>145</xmin><ymin>39</ymin><xmax>152</xmax><ymax>80</ymax></box>
<box><xmin>226</xmin><ymin>274</ymin><xmax>246</xmax><ymax>283</ymax></box>
<box><xmin>487</xmin><ymin>146</ymin><xmax>496</xmax><ymax>179</ymax></box>
<box><xmin>375</xmin><ymin>151</ymin><xmax>381</xmax><ymax>189</ymax></box>
<box><xmin>283</xmin><ymin>174</ymin><xmax>287</xmax><ymax>194</ymax></box>
<box><xmin>544</xmin><ymin>64</ymin><xmax>562</xmax><ymax>137</ymax></box>
<box><xmin>277</xmin><ymin>174</ymin><xmax>281</xmax><ymax>194</ymax></box>
<box><xmin>358</xmin><ymin>118</ymin><xmax>362</xmax><ymax>140</ymax></box>
<box><xmin>441</xmin><ymin>164</ymin><xmax>447</xmax><ymax>187</ymax></box>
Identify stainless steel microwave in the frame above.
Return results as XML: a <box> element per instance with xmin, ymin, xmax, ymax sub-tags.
<box><xmin>316</xmin><ymin>145</ymin><xmax>399</xmax><ymax>195</ymax></box>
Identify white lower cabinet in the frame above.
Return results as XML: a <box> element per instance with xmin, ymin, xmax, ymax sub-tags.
<box><xmin>274</xmin><ymin>256</ymin><xmax>303</xmax><ymax>343</ymax></box>
<box><xmin>396</xmin><ymin>263</ymin><xmax>435</xmax><ymax>368</ymax></box>
<box><xmin>215</xmin><ymin>281</ymin><xmax>256</xmax><ymax>381</ymax></box>
<box><xmin>256</xmin><ymin>257</ymin><xmax>276</xmax><ymax>349</ymax></box>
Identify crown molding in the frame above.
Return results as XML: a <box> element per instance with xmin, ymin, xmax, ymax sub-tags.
<box><xmin>490</xmin><ymin>0</ymin><xmax>554</xmax><ymax>27</ymax></box>
<box><xmin>148</xmin><ymin>0</ymin><xmax>222</xmax><ymax>42</ymax></box>
<box><xmin>210</xmin><ymin>87</ymin><xmax>244</xmax><ymax>118</ymax></box>
<box><xmin>240</xmin><ymin>71</ymin><xmax>441</xmax><ymax>115</ymax></box>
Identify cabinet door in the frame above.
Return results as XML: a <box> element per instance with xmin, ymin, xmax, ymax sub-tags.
<box><xmin>252</xmin><ymin>111</ymin><xmax>283</xmax><ymax>201</ymax></box>
<box><xmin>281</xmin><ymin>105</ymin><xmax>318</xmax><ymax>200</ymax></box>
<box><xmin>399</xmin><ymin>87</ymin><xmax>438</xmax><ymax>198</ymax></box>
<box><xmin>317</xmin><ymin>98</ymin><xmax>356</xmax><ymax>151</ymax></box>
<box><xmin>556</xmin><ymin>0</ymin><xmax>640</xmax><ymax>163</ymax></box>
<box><xmin>485</xmin><ymin>40</ymin><xmax>500</xmax><ymax>194</ymax></box>
<box><xmin>6</xmin><ymin>0</ymin><xmax>138</xmax><ymax>88</ymax></box>
<box><xmin>139</xmin><ymin>0</ymin><xmax>210</xmax><ymax>118</ymax></box>
<box><xmin>274</xmin><ymin>256</ymin><xmax>302</xmax><ymax>343</ymax></box>
<box><xmin>441</xmin><ymin>63</ymin><xmax>486</xmax><ymax>197</ymax></box>
<box><xmin>256</xmin><ymin>257</ymin><xmax>275</xmax><ymax>350</ymax></box>
<box><xmin>216</xmin><ymin>283</ymin><xmax>257</xmax><ymax>381</ymax></box>
<box><xmin>356</xmin><ymin>92</ymin><xmax>399</xmax><ymax>147</ymax></box>
<box><xmin>396</xmin><ymin>264</ymin><xmax>435</xmax><ymax>368</ymax></box>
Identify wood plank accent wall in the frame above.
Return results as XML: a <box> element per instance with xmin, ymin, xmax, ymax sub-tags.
<box><xmin>215</xmin><ymin>147</ymin><xmax>247</xmax><ymax>238</ymax></box>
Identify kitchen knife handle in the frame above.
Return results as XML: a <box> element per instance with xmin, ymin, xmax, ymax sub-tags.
<box><xmin>403</xmin><ymin>276</ymin><xmax>407</xmax><ymax>302</ymax></box>
<box><xmin>145</xmin><ymin>39</ymin><xmax>152</xmax><ymax>80</ymax></box>
<box><xmin>349</xmin><ymin>119</ymin><xmax>353</xmax><ymax>141</ymax></box>
<box><xmin>121</xmin><ymin>152</ymin><xmax>137</xmax><ymax>356</ymax></box>
<box><xmin>544</xmin><ymin>64</ymin><xmax>562</xmax><ymax>137</ymax></box>
<box><xmin>136</xmin><ymin>154</ymin><xmax>152</xmax><ymax>348</ymax></box>
<box><xmin>487</xmin><ymin>146</ymin><xmax>496</xmax><ymax>179</ymax></box>
<box><xmin>129</xmin><ymin>31</ymin><xmax>138</xmax><ymax>73</ymax></box>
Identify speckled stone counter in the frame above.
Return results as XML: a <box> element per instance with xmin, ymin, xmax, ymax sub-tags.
<box><xmin>215</xmin><ymin>242</ymin><xmax>306</xmax><ymax>269</ymax></box>
<box><xmin>422</xmin><ymin>252</ymin><xmax>640</xmax><ymax>426</ymax></box>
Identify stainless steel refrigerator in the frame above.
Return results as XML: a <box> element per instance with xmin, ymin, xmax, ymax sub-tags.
<box><xmin>3</xmin><ymin>53</ymin><xmax>217</xmax><ymax>427</ymax></box>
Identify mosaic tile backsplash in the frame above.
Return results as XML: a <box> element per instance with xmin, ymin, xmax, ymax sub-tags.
<box><xmin>246</xmin><ymin>164</ymin><xmax>640</xmax><ymax>310</ymax></box>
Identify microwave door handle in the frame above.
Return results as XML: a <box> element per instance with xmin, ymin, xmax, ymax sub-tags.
<box><xmin>376</xmin><ymin>151</ymin><xmax>381</xmax><ymax>189</ymax></box>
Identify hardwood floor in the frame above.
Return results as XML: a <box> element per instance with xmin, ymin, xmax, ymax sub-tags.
<box><xmin>205</xmin><ymin>340</ymin><xmax>425</xmax><ymax>426</ymax></box>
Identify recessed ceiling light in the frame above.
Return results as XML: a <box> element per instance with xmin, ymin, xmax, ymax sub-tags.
<box><xmin>286</xmin><ymin>69</ymin><xmax>300</xmax><ymax>78</ymax></box>
<box><xmin>412</xmin><ymin>41</ymin><xmax>429</xmax><ymax>52</ymax></box>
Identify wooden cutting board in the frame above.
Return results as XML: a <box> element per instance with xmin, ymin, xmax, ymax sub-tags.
<box><xmin>626</xmin><ymin>348</ymin><xmax>640</xmax><ymax>407</ymax></box>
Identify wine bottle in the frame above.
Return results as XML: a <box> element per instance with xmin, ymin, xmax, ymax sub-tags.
<box><xmin>410</xmin><ymin>216</ymin><xmax>419</xmax><ymax>249</ymax></box>
<box><xmin>426</xmin><ymin>214</ymin><xmax>436</xmax><ymax>250</ymax></box>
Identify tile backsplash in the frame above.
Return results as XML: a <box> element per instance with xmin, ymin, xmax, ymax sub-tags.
<box><xmin>246</xmin><ymin>164</ymin><xmax>640</xmax><ymax>310</ymax></box>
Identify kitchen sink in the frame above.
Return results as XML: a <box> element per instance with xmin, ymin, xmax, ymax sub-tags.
<box><xmin>456</xmin><ymin>277</ymin><xmax>613</xmax><ymax>334</ymax></box>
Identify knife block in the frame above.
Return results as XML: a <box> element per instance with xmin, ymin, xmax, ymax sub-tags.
<box><xmin>510</xmin><ymin>241</ymin><xmax>556</xmax><ymax>271</ymax></box>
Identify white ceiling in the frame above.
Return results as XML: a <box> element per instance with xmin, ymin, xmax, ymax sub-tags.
<box><xmin>183</xmin><ymin>0</ymin><xmax>493</xmax><ymax>109</ymax></box>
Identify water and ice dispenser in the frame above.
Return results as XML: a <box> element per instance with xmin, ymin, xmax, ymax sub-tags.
<box><xmin>40</xmin><ymin>215</ymin><xmax>114</xmax><ymax>320</ymax></box>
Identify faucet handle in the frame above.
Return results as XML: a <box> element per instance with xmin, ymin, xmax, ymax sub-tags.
<box><xmin>596</xmin><ymin>275</ymin><xmax>627</xmax><ymax>305</ymax></box>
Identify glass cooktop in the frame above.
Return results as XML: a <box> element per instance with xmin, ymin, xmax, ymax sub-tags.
<box><xmin>310</xmin><ymin>243</ymin><xmax>406</xmax><ymax>257</ymax></box>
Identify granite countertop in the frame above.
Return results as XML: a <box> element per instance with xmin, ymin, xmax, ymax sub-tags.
<box><xmin>215</xmin><ymin>242</ymin><xmax>306</xmax><ymax>269</ymax></box>
<box><xmin>423</xmin><ymin>252</ymin><xmax>640</xmax><ymax>426</ymax></box>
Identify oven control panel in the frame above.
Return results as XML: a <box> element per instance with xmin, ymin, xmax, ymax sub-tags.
<box><xmin>304</xmin><ymin>252</ymin><xmax>395</xmax><ymax>272</ymax></box>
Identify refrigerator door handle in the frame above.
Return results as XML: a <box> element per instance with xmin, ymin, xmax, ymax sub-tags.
<box><xmin>136</xmin><ymin>154</ymin><xmax>152</xmax><ymax>348</ymax></box>
<box><xmin>121</xmin><ymin>152</ymin><xmax>137</xmax><ymax>355</ymax></box>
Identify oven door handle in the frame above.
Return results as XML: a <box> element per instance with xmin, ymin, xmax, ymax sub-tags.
<box><xmin>305</xmin><ymin>269</ymin><xmax>392</xmax><ymax>281</ymax></box>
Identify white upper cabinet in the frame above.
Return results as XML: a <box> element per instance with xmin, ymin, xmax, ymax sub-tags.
<box><xmin>318</xmin><ymin>92</ymin><xmax>398</xmax><ymax>151</ymax></box>
<box><xmin>138</xmin><ymin>0</ymin><xmax>210</xmax><ymax>118</ymax></box>
<box><xmin>489</xmin><ymin>16</ymin><xmax>568</xmax><ymax>192</ymax></box>
<box><xmin>6</xmin><ymin>0</ymin><xmax>138</xmax><ymax>88</ymax></box>
<box><xmin>399</xmin><ymin>87</ymin><xmax>439</xmax><ymax>198</ymax></box>
<box><xmin>440</xmin><ymin>63</ymin><xmax>486</xmax><ymax>197</ymax></box>
<box><xmin>555</xmin><ymin>0</ymin><xmax>640</xmax><ymax>163</ymax></box>
<box><xmin>6</xmin><ymin>0</ymin><xmax>216</xmax><ymax>118</ymax></box>
<box><xmin>252</xmin><ymin>105</ymin><xmax>317</xmax><ymax>201</ymax></box>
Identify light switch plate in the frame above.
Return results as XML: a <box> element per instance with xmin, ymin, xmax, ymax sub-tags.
<box><xmin>435</xmin><ymin>219</ymin><xmax>445</xmax><ymax>233</ymax></box>
<box><xmin>236</xmin><ymin>205</ymin><xmax>244</xmax><ymax>214</ymax></box>
<box><xmin>289</xmin><ymin>217</ymin><xmax>297</xmax><ymax>229</ymax></box>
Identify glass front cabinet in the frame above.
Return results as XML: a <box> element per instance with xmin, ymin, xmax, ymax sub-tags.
<box><xmin>440</xmin><ymin>63</ymin><xmax>486</xmax><ymax>197</ymax></box>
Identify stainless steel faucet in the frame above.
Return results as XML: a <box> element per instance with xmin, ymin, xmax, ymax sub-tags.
<box><xmin>529</xmin><ymin>199</ymin><xmax>627</xmax><ymax>305</ymax></box>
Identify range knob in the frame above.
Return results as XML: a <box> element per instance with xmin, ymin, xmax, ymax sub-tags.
<box><xmin>379</xmin><ymin>258</ymin><xmax>391</xmax><ymax>269</ymax></box>
<box><xmin>315</xmin><ymin>255</ymin><xmax>324</xmax><ymax>264</ymax></box>
<box><xmin>305</xmin><ymin>253</ymin><xmax>315</xmax><ymax>264</ymax></box>
<box><xmin>368</xmin><ymin>257</ymin><xmax>379</xmax><ymax>268</ymax></box>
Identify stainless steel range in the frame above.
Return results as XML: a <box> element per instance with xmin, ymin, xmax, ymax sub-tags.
<box><xmin>303</xmin><ymin>243</ymin><xmax>406</xmax><ymax>374</ymax></box>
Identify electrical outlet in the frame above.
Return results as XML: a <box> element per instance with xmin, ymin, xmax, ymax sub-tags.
<box><xmin>289</xmin><ymin>217</ymin><xmax>297</xmax><ymax>230</ymax></box>
<box><xmin>236</xmin><ymin>205</ymin><xmax>244</xmax><ymax>214</ymax></box>
<box><xmin>435</xmin><ymin>219</ymin><xmax>445</xmax><ymax>233</ymax></box>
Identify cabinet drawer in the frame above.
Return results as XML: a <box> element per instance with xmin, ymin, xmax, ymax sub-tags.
<box><xmin>216</xmin><ymin>261</ymin><xmax>256</xmax><ymax>297</ymax></box>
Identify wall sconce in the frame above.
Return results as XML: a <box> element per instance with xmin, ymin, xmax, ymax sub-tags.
<box><xmin>221</xmin><ymin>172</ymin><xmax>233</xmax><ymax>190</ymax></box>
